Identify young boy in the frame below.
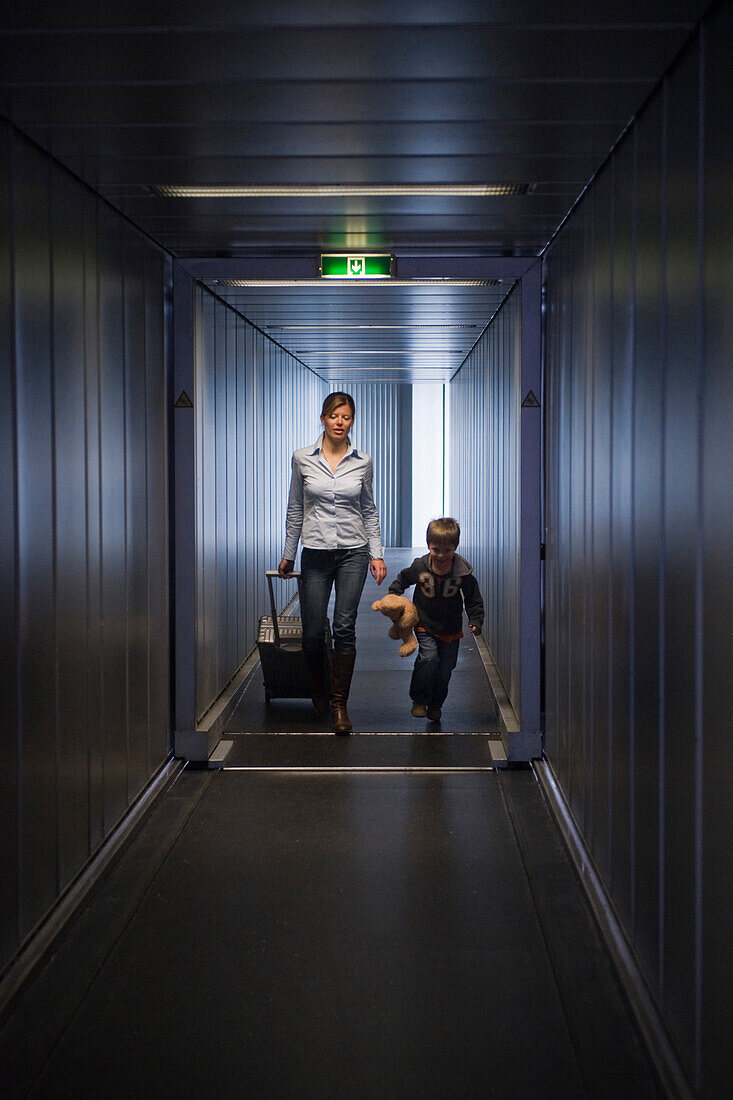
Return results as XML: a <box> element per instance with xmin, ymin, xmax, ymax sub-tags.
<box><xmin>388</xmin><ymin>518</ymin><xmax>484</xmax><ymax>722</ymax></box>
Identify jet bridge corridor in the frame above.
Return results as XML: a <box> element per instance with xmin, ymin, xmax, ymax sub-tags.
<box><xmin>0</xmin><ymin>4</ymin><xmax>731</xmax><ymax>1098</ymax></box>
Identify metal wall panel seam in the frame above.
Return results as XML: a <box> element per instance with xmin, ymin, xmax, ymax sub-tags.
<box><xmin>81</xmin><ymin>185</ymin><xmax>95</xmax><ymax>865</ymax></box>
<box><xmin>143</xmin><ymin>252</ymin><xmax>152</xmax><ymax>778</ymax></box>
<box><xmin>603</xmin><ymin>159</ymin><xmax>611</xmax><ymax>915</ymax></box>
<box><xmin>87</xmin><ymin>190</ymin><xmax>104</xmax><ymax>856</ymax></box>
<box><xmin>15</xmin><ymin>138</ymin><xmax>57</xmax><ymax>934</ymax></box>
<box><xmin>145</xmin><ymin>248</ymin><xmax>170</xmax><ymax>770</ymax></box>
<box><xmin>662</xmin><ymin>53</ymin><xmax>703</xmax><ymax>1031</ymax></box>
<box><xmin>53</xmin><ymin>173</ymin><xmax>93</xmax><ymax>890</ymax></box>
<box><xmin>124</xmin><ymin>228</ymin><xmax>153</xmax><ymax>806</ymax></box>
<box><xmin>585</xmin><ymin>206</ymin><xmax>594</xmax><ymax>843</ymax></box>
<box><xmin>100</xmin><ymin>208</ymin><xmax>128</xmax><ymax>834</ymax></box>
<box><xmin>606</xmin><ymin>156</ymin><xmax>616</xmax><ymax>893</ymax></box>
<box><xmin>692</xmin><ymin>22</ymin><xmax>705</xmax><ymax>1086</ymax></box>
<box><xmin>657</xmin><ymin>75</ymin><xmax>669</xmax><ymax>1006</ymax></box>
<box><xmin>629</xmin><ymin>122</ymin><xmax>639</xmax><ymax>950</ymax></box>
<box><xmin>48</xmin><ymin>166</ymin><xmax>61</xmax><ymax>902</ymax></box>
<box><xmin>0</xmin><ymin>121</ymin><xmax>20</xmax><ymax>969</ymax></box>
<box><xmin>121</xmin><ymin>235</ymin><xmax>130</xmax><ymax>815</ymax></box>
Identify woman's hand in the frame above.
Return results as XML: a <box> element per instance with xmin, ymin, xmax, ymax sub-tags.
<box><xmin>369</xmin><ymin>558</ymin><xmax>387</xmax><ymax>585</ymax></box>
<box><xmin>278</xmin><ymin>557</ymin><xmax>295</xmax><ymax>578</ymax></box>
<box><xmin>470</xmin><ymin>624</ymin><xmax>482</xmax><ymax>635</ymax></box>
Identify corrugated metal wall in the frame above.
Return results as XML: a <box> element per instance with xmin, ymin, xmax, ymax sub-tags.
<box><xmin>449</xmin><ymin>287</ymin><xmax>522</xmax><ymax>717</ymax></box>
<box><xmin>0</xmin><ymin>121</ymin><xmax>171</xmax><ymax>977</ymax></box>
<box><xmin>193</xmin><ymin>287</ymin><xmax>325</xmax><ymax>718</ymax></box>
<box><xmin>325</xmin><ymin>381</ymin><xmax>412</xmax><ymax>548</ymax></box>
<box><xmin>543</xmin><ymin>6</ymin><xmax>732</xmax><ymax>1095</ymax></box>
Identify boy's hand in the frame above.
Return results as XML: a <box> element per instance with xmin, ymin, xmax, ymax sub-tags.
<box><xmin>470</xmin><ymin>624</ymin><xmax>482</xmax><ymax>635</ymax></box>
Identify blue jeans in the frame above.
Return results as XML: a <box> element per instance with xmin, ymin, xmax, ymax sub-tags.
<box><xmin>300</xmin><ymin>547</ymin><xmax>370</xmax><ymax>655</ymax></box>
<box><xmin>410</xmin><ymin>631</ymin><xmax>460</xmax><ymax>706</ymax></box>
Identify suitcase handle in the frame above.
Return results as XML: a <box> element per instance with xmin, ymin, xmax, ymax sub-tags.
<box><xmin>265</xmin><ymin>570</ymin><xmax>303</xmax><ymax>648</ymax></box>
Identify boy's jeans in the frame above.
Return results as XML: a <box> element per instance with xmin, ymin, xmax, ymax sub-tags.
<box><xmin>410</xmin><ymin>631</ymin><xmax>460</xmax><ymax>706</ymax></box>
<box><xmin>300</xmin><ymin>546</ymin><xmax>370</xmax><ymax>654</ymax></box>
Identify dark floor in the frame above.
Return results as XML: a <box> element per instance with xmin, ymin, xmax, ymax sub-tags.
<box><xmin>220</xmin><ymin>733</ymin><xmax>503</xmax><ymax>769</ymax></box>
<box><xmin>0</xmin><ymin>550</ymin><xmax>662</xmax><ymax>1098</ymax></box>
<box><xmin>0</xmin><ymin>767</ymin><xmax>661</xmax><ymax>1099</ymax></box>
<box><xmin>225</xmin><ymin>548</ymin><xmax>500</xmax><ymax>736</ymax></box>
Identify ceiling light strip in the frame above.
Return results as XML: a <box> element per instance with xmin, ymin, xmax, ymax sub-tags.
<box><xmin>319</xmin><ymin>370</ymin><xmax>452</xmax><ymax>374</ymax></box>
<box><xmin>267</xmin><ymin>324</ymin><xmax>477</xmax><ymax>330</ymax></box>
<box><xmin>296</xmin><ymin>350</ymin><xmax>463</xmax><ymax>356</ymax></box>
<box><xmin>156</xmin><ymin>184</ymin><xmax>528</xmax><ymax>198</ymax></box>
<box><xmin>212</xmin><ymin>279</ymin><xmax>497</xmax><ymax>287</ymax></box>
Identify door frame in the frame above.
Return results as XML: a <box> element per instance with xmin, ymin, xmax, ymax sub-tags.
<box><xmin>172</xmin><ymin>255</ymin><xmax>542</xmax><ymax>762</ymax></box>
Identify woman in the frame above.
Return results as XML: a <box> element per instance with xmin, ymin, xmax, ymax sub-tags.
<box><xmin>278</xmin><ymin>392</ymin><xmax>387</xmax><ymax>733</ymax></box>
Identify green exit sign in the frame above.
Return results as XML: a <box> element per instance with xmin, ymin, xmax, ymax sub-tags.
<box><xmin>320</xmin><ymin>254</ymin><xmax>393</xmax><ymax>279</ymax></box>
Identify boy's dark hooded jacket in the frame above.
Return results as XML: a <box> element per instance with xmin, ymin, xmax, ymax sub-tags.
<box><xmin>388</xmin><ymin>553</ymin><xmax>484</xmax><ymax>637</ymax></box>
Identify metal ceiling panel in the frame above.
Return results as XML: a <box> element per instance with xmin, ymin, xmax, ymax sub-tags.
<box><xmin>202</xmin><ymin>278</ymin><xmax>515</xmax><ymax>383</ymax></box>
<box><xmin>0</xmin><ymin>1</ymin><xmax>710</xmax><ymax>30</ymax></box>
<box><xmin>0</xmin><ymin>0</ymin><xmax>707</xmax><ymax>377</ymax></box>
<box><xmin>65</xmin><ymin>155</ymin><xmax>600</xmax><ymax>185</ymax></box>
<box><xmin>0</xmin><ymin>28</ymin><xmax>696</xmax><ymax>84</ymax></box>
<box><xmin>3</xmin><ymin>81</ymin><xmax>656</xmax><ymax>128</ymax></box>
<box><xmin>26</xmin><ymin>121</ymin><xmax>624</xmax><ymax>159</ymax></box>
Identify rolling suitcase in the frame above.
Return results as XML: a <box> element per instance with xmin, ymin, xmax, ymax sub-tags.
<box><xmin>258</xmin><ymin>570</ymin><xmax>331</xmax><ymax>705</ymax></box>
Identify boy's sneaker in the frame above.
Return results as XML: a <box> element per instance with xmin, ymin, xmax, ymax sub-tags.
<box><xmin>411</xmin><ymin>702</ymin><xmax>428</xmax><ymax>718</ymax></box>
<box><xmin>426</xmin><ymin>705</ymin><xmax>442</xmax><ymax>722</ymax></box>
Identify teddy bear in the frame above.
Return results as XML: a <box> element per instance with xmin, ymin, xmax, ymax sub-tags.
<box><xmin>371</xmin><ymin>593</ymin><xmax>419</xmax><ymax>657</ymax></box>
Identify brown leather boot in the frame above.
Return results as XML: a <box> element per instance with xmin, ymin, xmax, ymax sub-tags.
<box><xmin>330</xmin><ymin>651</ymin><xmax>356</xmax><ymax>734</ymax></box>
<box><xmin>303</xmin><ymin>647</ymin><xmax>330</xmax><ymax>717</ymax></box>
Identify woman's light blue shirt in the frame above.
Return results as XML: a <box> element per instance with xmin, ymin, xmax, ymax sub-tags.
<box><xmin>282</xmin><ymin>435</ymin><xmax>384</xmax><ymax>561</ymax></box>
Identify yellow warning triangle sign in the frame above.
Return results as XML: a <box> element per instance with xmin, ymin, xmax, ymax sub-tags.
<box><xmin>175</xmin><ymin>390</ymin><xmax>193</xmax><ymax>408</ymax></box>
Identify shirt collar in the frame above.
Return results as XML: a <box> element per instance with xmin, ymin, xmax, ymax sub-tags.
<box><xmin>310</xmin><ymin>434</ymin><xmax>361</xmax><ymax>459</ymax></box>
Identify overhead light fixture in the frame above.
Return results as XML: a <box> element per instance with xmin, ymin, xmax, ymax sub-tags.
<box><xmin>212</xmin><ymin>279</ymin><xmax>498</xmax><ymax>287</ymax></box>
<box><xmin>305</xmin><ymin>369</ymin><xmax>444</xmax><ymax>374</ymax></box>
<box><xmin>267</xmin><ymin>324</ymin><xmax>477</xmax><ymax>330</ymax></box>
<box><xmin>155</xmin><ymin>184</ymin><xmax>528</xmax><ymax>198</ymax></box>
<box><xmin>295</xmin><ymin>350</ymin><xmax>463</xmax><ymax>356</ymax></box>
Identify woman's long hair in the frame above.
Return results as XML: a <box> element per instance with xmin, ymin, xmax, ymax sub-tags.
<box><xmin>321</xmin><ymin>391</ymin><xmax>355</xmax><ymax>419</ymax></box>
